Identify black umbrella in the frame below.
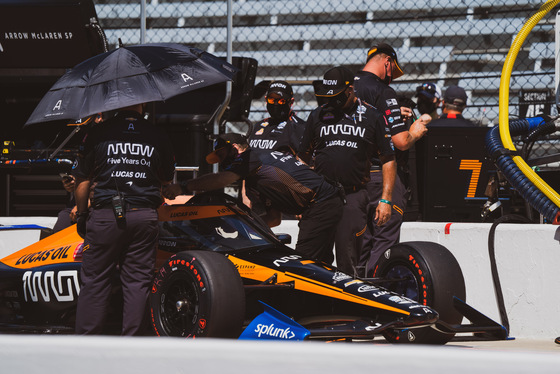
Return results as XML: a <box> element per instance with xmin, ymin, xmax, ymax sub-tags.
<box><xmin>25</xmin><ymin>43</ymin><xmax>237</xmax><ymax>126</ymax></box>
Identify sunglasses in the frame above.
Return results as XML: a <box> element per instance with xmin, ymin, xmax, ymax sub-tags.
<box><xmin>416</xmin><ymin>83</ymin><xmax>436</xmax><ymax>94</ymax></box>
<box><xmin>266</xmin><ymin>97</ymin><xmax>288</xmax><ymax>105</ymax></box>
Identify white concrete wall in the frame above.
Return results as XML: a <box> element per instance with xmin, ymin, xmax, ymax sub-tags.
<box><xmin>401</xmin><ymin>222</ymin><xmax>560</xmax><ymax>340</ymax></box>
<box><xmin>2</xmin><ymin>217</ymin><xmax>559</xmax><ymax>339</ymax></box>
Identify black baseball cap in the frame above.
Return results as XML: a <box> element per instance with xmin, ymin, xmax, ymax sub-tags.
<box><xmin>415</xmin><ymin>82</ymin><xmax>442</xmax><ymax>100</ymax></box>
<box><xmin>444</xmin><ymin>85</ymin><xmax>468</xmax><ymax>106</ymax></box>
<box><xmin>366</xmin><ymin>43</ymin><xmax>404</xmax><ymax>79</ymax></box>
<box><xmin>206</xmin><ymin>133</ymin><xmax>248</xmax><ymax>164</ymax></box>
<box><xmin>266</xmin><ymin>80</ymin><xmax>293</xmax><ymax>99</ymax></box>
<box><xmin>314</xmin><ymin>66</ymin><xmax>354</xmax><ymax>97</ymax></box>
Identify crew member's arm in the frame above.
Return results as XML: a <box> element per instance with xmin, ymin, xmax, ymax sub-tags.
<box><xmin>297</xmin><ymin>111</ymin><xmax>317</xmax><ymax>164</ymax></box>
<box><xmin>74</xmin><ymin>177</ymin><xmax>91</xmax><ymax>214</ymax></box>
<box><xmin>261</xmin><ymin>207</ymin><xmax>282</xmax><ymax>228</ymax></box>
<box><xmin>375</xmin><ymin>155</ymin><xmax>396</xmax><ymax>226</ymax></box>
<box><xmin>391</xmin><ymin>113</ymin><xmax>431</xmax><ymax>151</ymax></box>
<box><xmin>162</xmin><ymin>171</ymin><xmax>241</xmax><ymax>199</ymax></box>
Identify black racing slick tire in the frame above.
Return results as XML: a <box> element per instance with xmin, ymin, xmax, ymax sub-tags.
<box><xmin>150</xmin><ymin>251</ymin><xmax>245</xmax><ymax>338</ymax></box>
<box><xmin>373</xmin><ymin>241</ymin><xmax>466</xmax><ymax>345</ymax></box>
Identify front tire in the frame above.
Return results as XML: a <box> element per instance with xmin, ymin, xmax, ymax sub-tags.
<box><xmin>150</xmin><ymin>250</ymin><xmax>245</xmax><ymax>338</ymax></box>
<box><xmin>373</xmin><ymin>241</ymin><xmax>465</xmax><ymax>344</ymax></box>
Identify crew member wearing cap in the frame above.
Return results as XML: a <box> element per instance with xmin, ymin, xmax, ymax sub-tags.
<box><xmin>162</xmin><ymin>133</ymin><xmax>344</xmax><ymax>260</ymax></box>
<box><xmin>298</xmin><ymin>66</ymin><xmax>396</xmax><ymax>276</ymax></box>
<box><xmin>353</xmin><ymin>42</ymin><xmax>431</xmax><ymax>277</ymax></box>
<box><xmin>415</xmin><ymin>82</ymin><xmax>442</xmax><ymax>119</ymax></box>
<box><xmin>248</xmin><ymin>80</ymin><xmax>306</xmax><ymax>155</ymax></box>
<box><xmin>428</xmin><ymin>85</ymin><xmax>475</xmax><ymax>127</ymax></box>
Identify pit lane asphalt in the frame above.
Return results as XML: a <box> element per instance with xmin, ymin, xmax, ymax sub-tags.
<box><xmin>1</xmin><ymin>335</ymin><xmax>559</xmax><ymax>374</ymax></box>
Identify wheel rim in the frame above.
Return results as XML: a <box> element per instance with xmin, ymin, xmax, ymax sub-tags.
<box><xmin>159</xmin><ymin>272</ymin><xmax>200</xmax><ymax>337</ymax></box>
<box><xmin>383</xmin><ymin>264</ymin><xmax>420</xmax><ymax>302</ymax></box>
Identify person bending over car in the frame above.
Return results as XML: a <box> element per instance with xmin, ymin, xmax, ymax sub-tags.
<box><xmin>163</xmin><ymin>133</ymin><xmax>344</xmax><ymax>264</ymax></box>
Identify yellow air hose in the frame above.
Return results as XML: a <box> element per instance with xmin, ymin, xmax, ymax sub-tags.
<box><xmin>499</xmin><ymin>0</ymin><xmax>560</xmax><ymax>208</ymax></box>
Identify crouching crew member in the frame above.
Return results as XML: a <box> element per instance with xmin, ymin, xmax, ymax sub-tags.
<box><xmin>163</xmin><ymin>133</ymin><xmax>343</xmax><ymax>261</ymax></box>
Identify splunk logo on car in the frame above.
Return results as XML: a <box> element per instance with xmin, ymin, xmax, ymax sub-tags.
<box><xmin>253</xmin><ymin>323</ymin><xmax>295</xmax><ymax>339</ymax></box>
<box><xmin>22</xmin><ymin>270</ymin><xmax>80</xmax><ymax>303</ymax></box>
<box><xmin>238</xmin><ymin>301</ymin><xmax>310</xmax><ymax>341</ymax></box>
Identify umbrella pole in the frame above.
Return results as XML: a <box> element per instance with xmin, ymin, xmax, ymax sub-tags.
<box><xmin>48</xmin><ymin>126</ymin><xmax>82</xmax><ymax>160</ymax></box>
<box><xmin>212</xmin><ymin>0</ymin><xmax>234</xmax><ymax>173</ymax></box>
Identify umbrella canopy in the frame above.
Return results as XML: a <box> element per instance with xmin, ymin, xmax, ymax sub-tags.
<box><xmin>25</xmin><ymin>43</ymin><xmax>237</xmax><ymax>126</ymax></box>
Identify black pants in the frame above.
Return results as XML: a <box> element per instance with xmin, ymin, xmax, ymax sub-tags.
<box><xmin>334</xmin><ymin>189</ymin><xmax>368</xmax><ymax>276</ymax></box>
<box><xmin>295</xmin><ymin>195</ymin><xmax>343</xmax><ymax>264</ymax></box>
<box><xmin>52</xmin><ymin>207</ymin><xmax>74</xmax><ymax>233</ymax></box>
<box><xmin>75</xmin><ymin>207</ymin><xmax>158</xmax><ymax>335</ymax></box>
<box><xmin>360</xmin><ymin>170</ymin><xmax>406</xmax><ymax>277</ymax></box>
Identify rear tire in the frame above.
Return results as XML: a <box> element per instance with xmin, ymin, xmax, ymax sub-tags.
<box><xmin>150</xmin><ymin>250</ymin><xmax>245</xmax><ymax>338</ymax></box>
<box><xmin>373</xmin><ymin>241</ymin><xmax>465</xmax><ymax>344</ymax></box>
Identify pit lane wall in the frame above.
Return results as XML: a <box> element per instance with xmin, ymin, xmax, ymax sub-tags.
<box><xmin>1</xmin><ymin>217</ymin><xmax>559</xmax><ymax>340</ymax></box>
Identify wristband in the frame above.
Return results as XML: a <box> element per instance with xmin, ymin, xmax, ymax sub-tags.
<box><xmin>379</xmin><ymin>199</ymin><xmax>392</xmax><ymax>206</ymax></box>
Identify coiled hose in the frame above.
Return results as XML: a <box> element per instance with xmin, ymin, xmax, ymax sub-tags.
<box><xmin>498</xmin><ymin>0</ymin><xmax>560</xmax><ymax>211</ymax></box>
<box><xmin>486</xmin><ymin>117</ymin><xmax>560</xmax><ymax>223</ymax></box>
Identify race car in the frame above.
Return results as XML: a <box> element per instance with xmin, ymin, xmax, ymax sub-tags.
<box><xmin>0</xmin><ymin>192</ymin><xmax>507</xmax><ymax>344</ymax></box>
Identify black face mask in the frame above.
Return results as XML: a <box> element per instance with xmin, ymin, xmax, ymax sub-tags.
<box><xmin>326</xmin><ymin>90</ymin><xmax>349</xmax><ymax>110</ymax></box>
<box><xmin>383</xmin><ymin>75</ymin><xmax>392</xmax><ymax>85</ymax></box>
<box><xmin>417</xmin><ymin>96</ymin><xmax>437</xmax><ymax>115</ymax></box>
<box><xmin>267</xmin><ymin>103</ymin><xmax>291</xmax><ymax>121</ymax></box>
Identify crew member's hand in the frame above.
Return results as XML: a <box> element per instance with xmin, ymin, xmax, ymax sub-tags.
<box><xmin>162</xmin><ymin>184</ymin><xmax>182</xmax><ymax>200</ymax></box>
<box><xmin>374</xmin><ymin>202</ymin><xmax>392</xmax><ymax>226</ymax></box>
<box><xmin>400</xmin><ymin>106</ymin><xmax>413</xmax><ymax>120</ymax></box>
<box><xmin>62</xmin><ymin>175</ymin><xmax>76</xmax><ymax>193</ymax></box>
<box><xmin>76</xmin><ymin>212</ymin><xmax>88</xmax><ymax>239</ymax></box>
<box><xmin>70</xmin><ymin>206</ymin><xmax>78</xmax><ymax>223</ymax></box>
<box><xmin>409</xmin><ymin>113</ymin><xmax>431</xmax><ymax>140</ymax></box>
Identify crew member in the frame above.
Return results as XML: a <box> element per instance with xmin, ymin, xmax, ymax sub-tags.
<box><xmin>299</xmin><ymin>66</ymin><xmax>396</xmax><ymax>275</ymax></box>
<box><xmin>73</xmin><ymin>104</ymin><xmax>175</xmax><ymax>335</ymax></box>
<box><xmin>248</xmin><ymin>80</ymin><xmax>306</xmax><ymax>155</ymax></box>
<box><xmin>163</xmin><ymin>133</ymin><xmax>343</xmax><ymax>260</ymax></box>
<box><xmin>415</xmin><ymin>82</ymin><xmax>442</xmax><ymax>119</ymax></box>
<box><xmin>429</xmin><ymin>85</ymin><xmax>475</xmax><ymax>127</ymax></box>
<box><xmin>353</xmin><ymin>43</ymin><xmax>432</xmax><ymax>276</ymax></box>
<box><xmin>52</xmin><ymin>174</ymin><xmax>77</xmax><ymax>233</ymax></box>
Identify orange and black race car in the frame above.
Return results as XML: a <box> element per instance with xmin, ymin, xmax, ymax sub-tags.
<box><xmin>0</xmin><ymin>193</ymin><xmax>507</xmax><ymax>344</ymax></box>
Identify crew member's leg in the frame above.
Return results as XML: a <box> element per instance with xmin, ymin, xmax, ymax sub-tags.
<box><xmin>119</xmin><ymin>208</ymin><xmax>158</xmax><ymax>336</ymax></box>
<box><xmin>75</xmin><ymin>209</ymin><xmax>123</xmax><ymax>334</ymax></box>
<box><xmin>296</xmin><ymin>196</ymin><xmax>343</xmax><ymax>264</ymax></box>
<box><xmin>334</xmin><ymin>189</ymin><xmax>368</xmax><ymax>276</ymax></box>
<box><xmin>52</xmin><ymin>207</ymin><xmax>74</xmax><ymax>233</ymax></box>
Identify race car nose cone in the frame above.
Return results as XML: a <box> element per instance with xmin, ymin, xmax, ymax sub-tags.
<box><xmin>405</xmin><ymin>306</ymin><xmax>439</xmax><ymax>326</ymax></box>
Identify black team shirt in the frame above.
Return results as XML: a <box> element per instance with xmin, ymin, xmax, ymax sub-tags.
<box><xmin>73</xmin><ymin>111</ymin><xmax>176</xmax><ymax>208</ymax></box>
<box><xmin>222</xmin><ymin>148</ymin><xmax>339</xmax><ymax>215</ymax></box>
<box><xmin>299</xmin><ymin>99</ymin><xmax>394</xmax><ymax>190</ymax></box>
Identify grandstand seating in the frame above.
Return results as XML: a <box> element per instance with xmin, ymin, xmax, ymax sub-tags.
<box><xmin>94</xmin><ymin>1</ymin><xmax>557</xmax><ymax>123</ymax></box>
